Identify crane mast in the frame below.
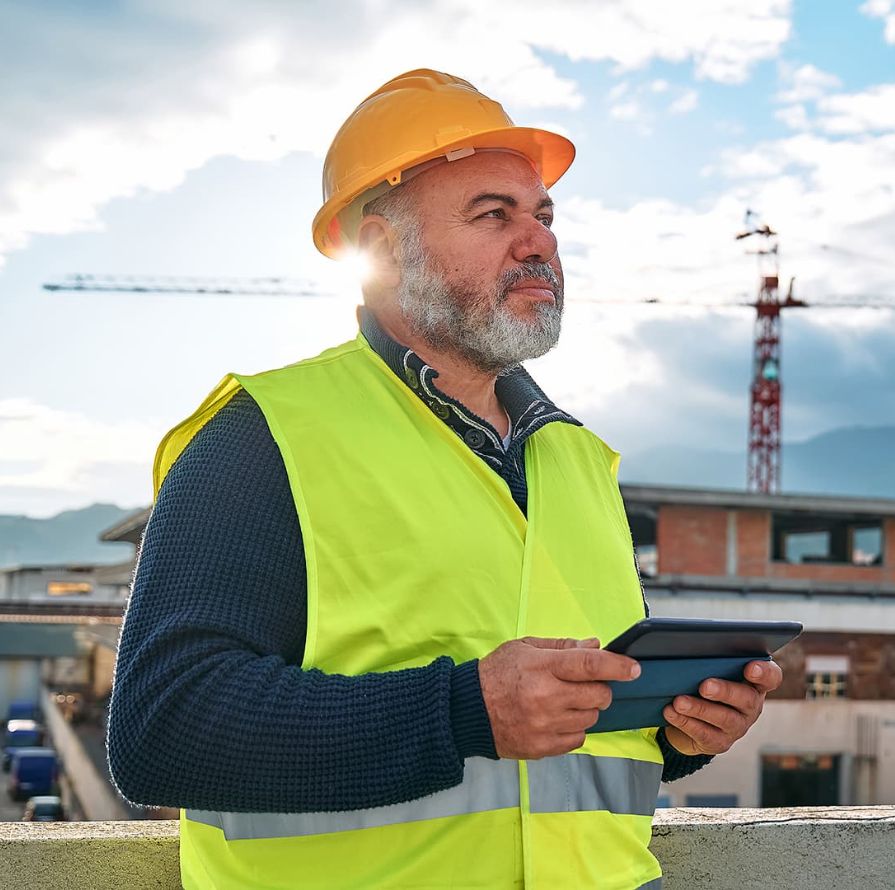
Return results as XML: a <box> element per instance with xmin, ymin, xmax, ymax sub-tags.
<box><xmin>737</xmin><ymin>213</ymin><xmax>805</xmax><ymax>493</ymax></box>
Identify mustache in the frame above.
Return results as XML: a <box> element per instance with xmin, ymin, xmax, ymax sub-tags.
<box><xmin>498</xmin><ymin>262</ymin><xmax>562</xmax><ymax>302</ymax></box>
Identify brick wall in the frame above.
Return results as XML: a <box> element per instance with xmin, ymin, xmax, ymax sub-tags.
<box><xmin>772</xmin><ymin>632</ymin><xmax>895</xmax><ymax>700</ymax></box>
<box><xmin>736</xmin><ymin>510</ymin><xmax>769</xmax><ymax>576</ymax></box>
<box><xmin>657</xmin><ymin>506</ymin><xmax>728</xmax><ymax>575</ymax></box>
<box><xmin>656</xmin><ymin>508</ymin><xmax>895</xmax><ymax>584</ymax></box>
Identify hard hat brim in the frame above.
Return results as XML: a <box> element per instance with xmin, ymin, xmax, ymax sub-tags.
<box><xmin>312</xmin><ymin>125</ymin><xmax>575</xmax><ymax>258</ymax></box>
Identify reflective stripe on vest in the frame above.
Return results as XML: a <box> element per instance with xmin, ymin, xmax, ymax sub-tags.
<box><xmin>528</xmin><ymin>754</ymin><xmax>662</xmax><ymax>817</ymax></box>
<box><xmin>185</xmin><ymin>753</ymin><xmax>660</xmax><ymax>841</ymax></box>
<box><xmin>186</xmin><ymin>757</ymin><xmax>518</xmax><ymax>839</ymax></box>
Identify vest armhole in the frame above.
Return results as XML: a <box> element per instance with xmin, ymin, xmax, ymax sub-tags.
<box><xmin>153</xmin><ymin>377</ymin><xmax>245</xmax><ymax>498</ymax></box>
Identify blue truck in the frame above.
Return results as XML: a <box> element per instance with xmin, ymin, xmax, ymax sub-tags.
<box><xmin>6</xmin><ymin>700</ymin><xmax>41</xmax><ymax>722</ymax></box>
<box><xmin>3</xmin><ymin>719</ymin><xmax>45</xmax><ymax>771</ymax></box>
<box><xmin>7</xmin><ymin>748</ymin><xmax>59</xmax><ymax>801</ymax></box>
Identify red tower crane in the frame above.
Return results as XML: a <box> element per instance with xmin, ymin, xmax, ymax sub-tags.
<box><xmin>736</xmin><ymin>212</ymin><xmax>806</xmax><ymax>494</ymax></box>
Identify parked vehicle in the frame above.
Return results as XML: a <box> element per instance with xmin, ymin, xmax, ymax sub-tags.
<box><xmin>3</xmin><ymin>720</ymin><xmax>45</xmax><ymax>771</ymax></box>
<box><xmin>8</xmin><ymin>748</ymin><xmax>58</xmax><ymax>801</ymax></box>
<box><xmin>22</xmin><ymin>795</ymin><xmax>66</xmax><ymax>822</ymax></box>
<box><xmin>6</xmin><ymin>700</ymin><xmax>40</xmax><ymax>723</ymax></box>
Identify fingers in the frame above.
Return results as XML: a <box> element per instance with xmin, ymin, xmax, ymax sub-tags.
<box><xmin>552</xmin><ymin>708</ymin><xmax>601</xmax><ymax>734</ymax></box>
<box><xmin>743</xmin><ymin>659</ymin><xmax>783</xmax><ymax>693</ymax></box>
<box><xmin>521</xmin><ymin>636</ymin><xmax>601</xmax><ymax>650</ymax></box>
<box><xmin>663</xmin><ymin>704</ymin><xmax>735</xmax><ymax>754</ymax></box>
<box><xmin>698</xmin><ymin>678</ymin><xmax>763</xmax><ymax>717</ymax></box>
<box><xmin>547</xmin><ymin>647</ymin><xmax>640</xmax><ymax>684</ymax></box>
<box><xmin>528</xmin><ymin>731</ymin><xmax>590</xmax><ymax>760</ymax></box>
<box><xmin>667</xmin><ymin>694</ymin><xmax>749</xmax><ymax>738</ymax></box>
<box><xmin>662</xmin><ymin>702</ymin><xmax>748</xmax><ymax>754</ymax></box>
<box><xmin>557</xmin><ymin>681</ymin><xmax>614</xmax><ymax>712</ymax></box>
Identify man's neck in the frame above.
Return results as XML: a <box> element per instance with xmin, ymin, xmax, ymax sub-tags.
<box><xmin>364</xmin><ymin>306</ymin><xmax>509</xmax><ymax>437</ymax></box>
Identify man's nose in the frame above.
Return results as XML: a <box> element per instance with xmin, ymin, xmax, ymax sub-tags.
<box><xmin>510</xmin><ymin>216</ymin><xmax>558</xmax><ymax>264</ymax></box>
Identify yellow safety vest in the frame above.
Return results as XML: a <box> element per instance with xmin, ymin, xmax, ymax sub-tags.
<box><xmin>154</xmin><ymin>333</ymin><xmax>664</xmax><ymax>889</ymax></box>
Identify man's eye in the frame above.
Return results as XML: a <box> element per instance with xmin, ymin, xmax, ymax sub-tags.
<box><xmin>480</xmin><ymin>208</ymin><xmax>507</xmax><ymax>219</ymax></box>
<box><xmin>538</xmin><ymin>215</ymin><xmax>554</xmax><ymax>228</ymax></box>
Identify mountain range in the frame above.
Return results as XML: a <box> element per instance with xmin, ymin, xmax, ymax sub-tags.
<box><xmin>618</xmin><ymin>424</ymin><xmax>895</xmax><ymax>497</ymax></box>
<box><xmin>0</xmin><ymin>425</ymin><xmax>893</xmax><ymax>568</ymax></box>
<box><xmin>0</xmin><ymin>503</ymin><xmax>136</xmax><ymax>568</ymax></box>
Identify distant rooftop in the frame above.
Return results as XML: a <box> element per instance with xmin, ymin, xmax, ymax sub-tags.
<box><xmin>99</xmin><ymin>508</ymin><xmax>150</xmax><ymax>545</ymax></box>
<box><xmin>621</xmin><ymin>483</ymin><xmax>895</xmax><ymax>517</ymax></box>
<box><xmin>97</xmin><ymin>486</ymin><xmax>895</xmax><ymax>548</ymax></box>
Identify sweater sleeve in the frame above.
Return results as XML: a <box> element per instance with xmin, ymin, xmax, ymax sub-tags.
<box><xmin>106</xmin><ymin>390</ymin><xmax>495</xmax><ymax>814</ymax></box>
<box><xmin>657</xmin><ymin>728</ymin><xmax>714</xmax><ymax>782</ymax></box>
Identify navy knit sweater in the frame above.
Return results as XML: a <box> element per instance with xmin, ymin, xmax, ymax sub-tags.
<box><xmin>107</xmin><ymin>313</ymin><xmax>710</xmax><ymax>813</ymax></box>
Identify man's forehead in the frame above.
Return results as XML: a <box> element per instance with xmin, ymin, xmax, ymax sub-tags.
<box><xmin>416</xmin><ymin>151</ymin><xmax>549</xmax><ymax>207</ymax></box>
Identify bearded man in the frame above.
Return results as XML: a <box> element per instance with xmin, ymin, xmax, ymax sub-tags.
<box><xmin>108</xmin><ymin>70</ymin><xmax>783</xmax><ymax>890</ymax></box>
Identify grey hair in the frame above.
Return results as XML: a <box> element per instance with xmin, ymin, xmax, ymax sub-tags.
<box><xmin>362</xmin><ymin>182</ymin><xmax>421</xmax><ymax>238</ymax></box>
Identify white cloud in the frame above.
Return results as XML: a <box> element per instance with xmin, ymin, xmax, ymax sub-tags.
<box><xmin>0</xmin><ymin>0</ymin><xmax>794</xmax><ymax>268</ymax></box>
<box><xmin>609</xmin><ymin>82</ymin><xmax>630</xmax><ymax>101</ymax></box>
<box><xmin>610</xmin><ymin>101</ymin><xmax>646</xmax><ymax>122</ymax></box>
<box><xmin>566</xmin><ymin>130</ymin><xmax>895</xmax><ymax>313</ymax></box>
<box><xmin>774</xmin><ymin>104</ymin><xmax>810</xmax><ymax>130</ymax></box>
<box><xmin>774</xmin><ymin>81</ymin><xmax>895</xmax><ymax>135</ymax></box>
<box><xmin>0</xmin><ymin>399</ymin><xmax>163</xmax><ymax>514</ymax></box>
<box><xmin>669</xmin><ymin>89</ymin><xmax>699</xmax><ymax>114</ymax></box>
<box><xmin>775</xmin><ymin>63</ymin><xmax>842</xmax><ymax>104</ymax></box>
<box><xmin>522</xmin><ymin>0</ymin><xmax>791</xmax><ymax>82</ymax></box>
<box><xmin>814</xmin><ymin>84</ymin><xmax>895</xmax><ymax>134</ymax></box>
<box><xmin>861</xmin><ymin>0</ymin><xmax>895</xmax><ymax>43</ymax></box>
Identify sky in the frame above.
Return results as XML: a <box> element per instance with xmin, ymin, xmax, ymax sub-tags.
<box><xmin>1</xmin><ymin>0</ymin><xmax>894</xmax><ymax>517</ymax></box>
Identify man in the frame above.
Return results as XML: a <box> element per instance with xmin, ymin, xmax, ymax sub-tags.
<box><xmin>108</xmin><ymin>70</ymin><xmax>782</xmax><ymax>889</ymax></box>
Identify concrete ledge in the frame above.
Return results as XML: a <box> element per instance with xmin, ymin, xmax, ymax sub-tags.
<box><xmin>652</xmin><ymin>806</ymin><xmax>895</xmax><ymax>888</ymax></box>
<box><xmin>1</xmin><ymin>808</ymin><xmax>894</xmax><ymax>889</ymax></box>
<box><xmin>0</xmin><ymin>820</ymin><xmax>179</xmax><ymax>889</ymax></box>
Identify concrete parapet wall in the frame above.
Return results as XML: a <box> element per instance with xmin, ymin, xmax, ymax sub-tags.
<box><xmin>1</xmin><ymin>807</ymin><xmax>893</xmax><ymax>889</ymax></box>
<box><xmin>0</xmin><ymin>820</ymin><xmax>179</xmax><ymax>889</ymax></box>
<box><xmin>652</xmin><ymin>806</ymin><xmax>895</xmax><ymax>888</ymax></box>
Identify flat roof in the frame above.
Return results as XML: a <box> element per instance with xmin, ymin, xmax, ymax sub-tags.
<box><xmin>620</xmin><ymin>483</ymin><xmax>895</xmax><ymax>516</ymax></box>
<box><xmin>0</xmin><ymin>563</ymin><xmax>101</xmax><ymax>575</ymax></box>
<box><xmin>99</xmin><ymin>507</ymin><xmax>150</xmax><ymax>544</ymax></box>
<box><xmin>644</xmin><ymin>572</ymin><xmax>895</xmax><ymax>598</ymax></box>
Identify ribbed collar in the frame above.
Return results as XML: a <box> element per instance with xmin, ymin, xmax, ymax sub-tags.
<box><xmin>358</xmin><ymin>307</ymin><xmax>581</xmax><ymax>469</ymax></box>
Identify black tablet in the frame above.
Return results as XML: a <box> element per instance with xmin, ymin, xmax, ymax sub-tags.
<box><xmin>603</xmin><ymin>617</ymin><xmax>803</xmax><ymax>660</ymax></box>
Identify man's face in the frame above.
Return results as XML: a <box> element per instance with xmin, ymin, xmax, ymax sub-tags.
<box><xmin>394</xmin><ymin>152</ymin><xmax>564</xmax><ymax>373</ymax></box>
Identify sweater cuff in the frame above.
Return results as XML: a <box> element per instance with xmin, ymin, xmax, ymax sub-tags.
<box><xmin>657</xmin><ymin>727</ymin><xmax>714</xmax><ymax>782</ymax></box>
<box><xmin>449</xmin><ymin>660</ymin><xmax>498</xmax><ymax>760</ymax></box>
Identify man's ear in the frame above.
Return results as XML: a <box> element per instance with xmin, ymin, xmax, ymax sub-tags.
<box><xmin>357</xmin><ymin>215</ymin><xmax>401</xmax><ymax>290</ymax></box>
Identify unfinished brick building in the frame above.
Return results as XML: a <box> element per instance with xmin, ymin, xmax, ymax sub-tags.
<box><xmin>622</xmin><ymin>484</ymin><xmax>895</xmax><ymax>808</ymax></box>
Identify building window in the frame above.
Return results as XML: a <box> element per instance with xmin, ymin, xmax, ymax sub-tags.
<box><xmin>627</xmin><ymin>507</ymin><xmax>658</xmax><ymax>577</ymax></box>
<box><xmin>635</xmin><ymin>545</ymin><xmax>658</xmax><ymax>579</ymax></box>
<box><xmin>772</xmin><ymin>513</ymin><xmax>883</xmax><ymax>566</ymax></box>
<box><xmin>47</xmin><ymin>581</ymin><xmax>93</xmax><ymax>596</ymax></box>
<box><xmin>805</xmin><ymin>655</ymin><xmax>848</xmax><ymax>699</ymax></box>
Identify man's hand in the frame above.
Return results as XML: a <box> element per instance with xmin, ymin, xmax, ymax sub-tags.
<box><xmin>478</xmin><ymin>637</ymin><xmax>641</xmax><ymax>760</ymax></box>
<box><xmin>662</xmin><ymin>660</ymin><xmax>784</xmax><ymax>757</ymax></box>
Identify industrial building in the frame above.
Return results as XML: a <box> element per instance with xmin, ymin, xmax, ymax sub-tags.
<box><xmin>625</xmin><ymin>484</ymin><xmax>895</xmax><ymax>808</ymax></box>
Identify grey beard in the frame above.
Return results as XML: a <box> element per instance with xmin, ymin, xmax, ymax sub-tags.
<box><xmin>396</xmin><ymin>242</ymin><xmax>563</xmax><ymax>374</ymax></box>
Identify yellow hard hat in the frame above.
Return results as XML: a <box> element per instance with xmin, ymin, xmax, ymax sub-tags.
<box><xmin>312</xmin><ymin>68</ymin><xmax>576</xmax><ymax>258</ymax></box>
